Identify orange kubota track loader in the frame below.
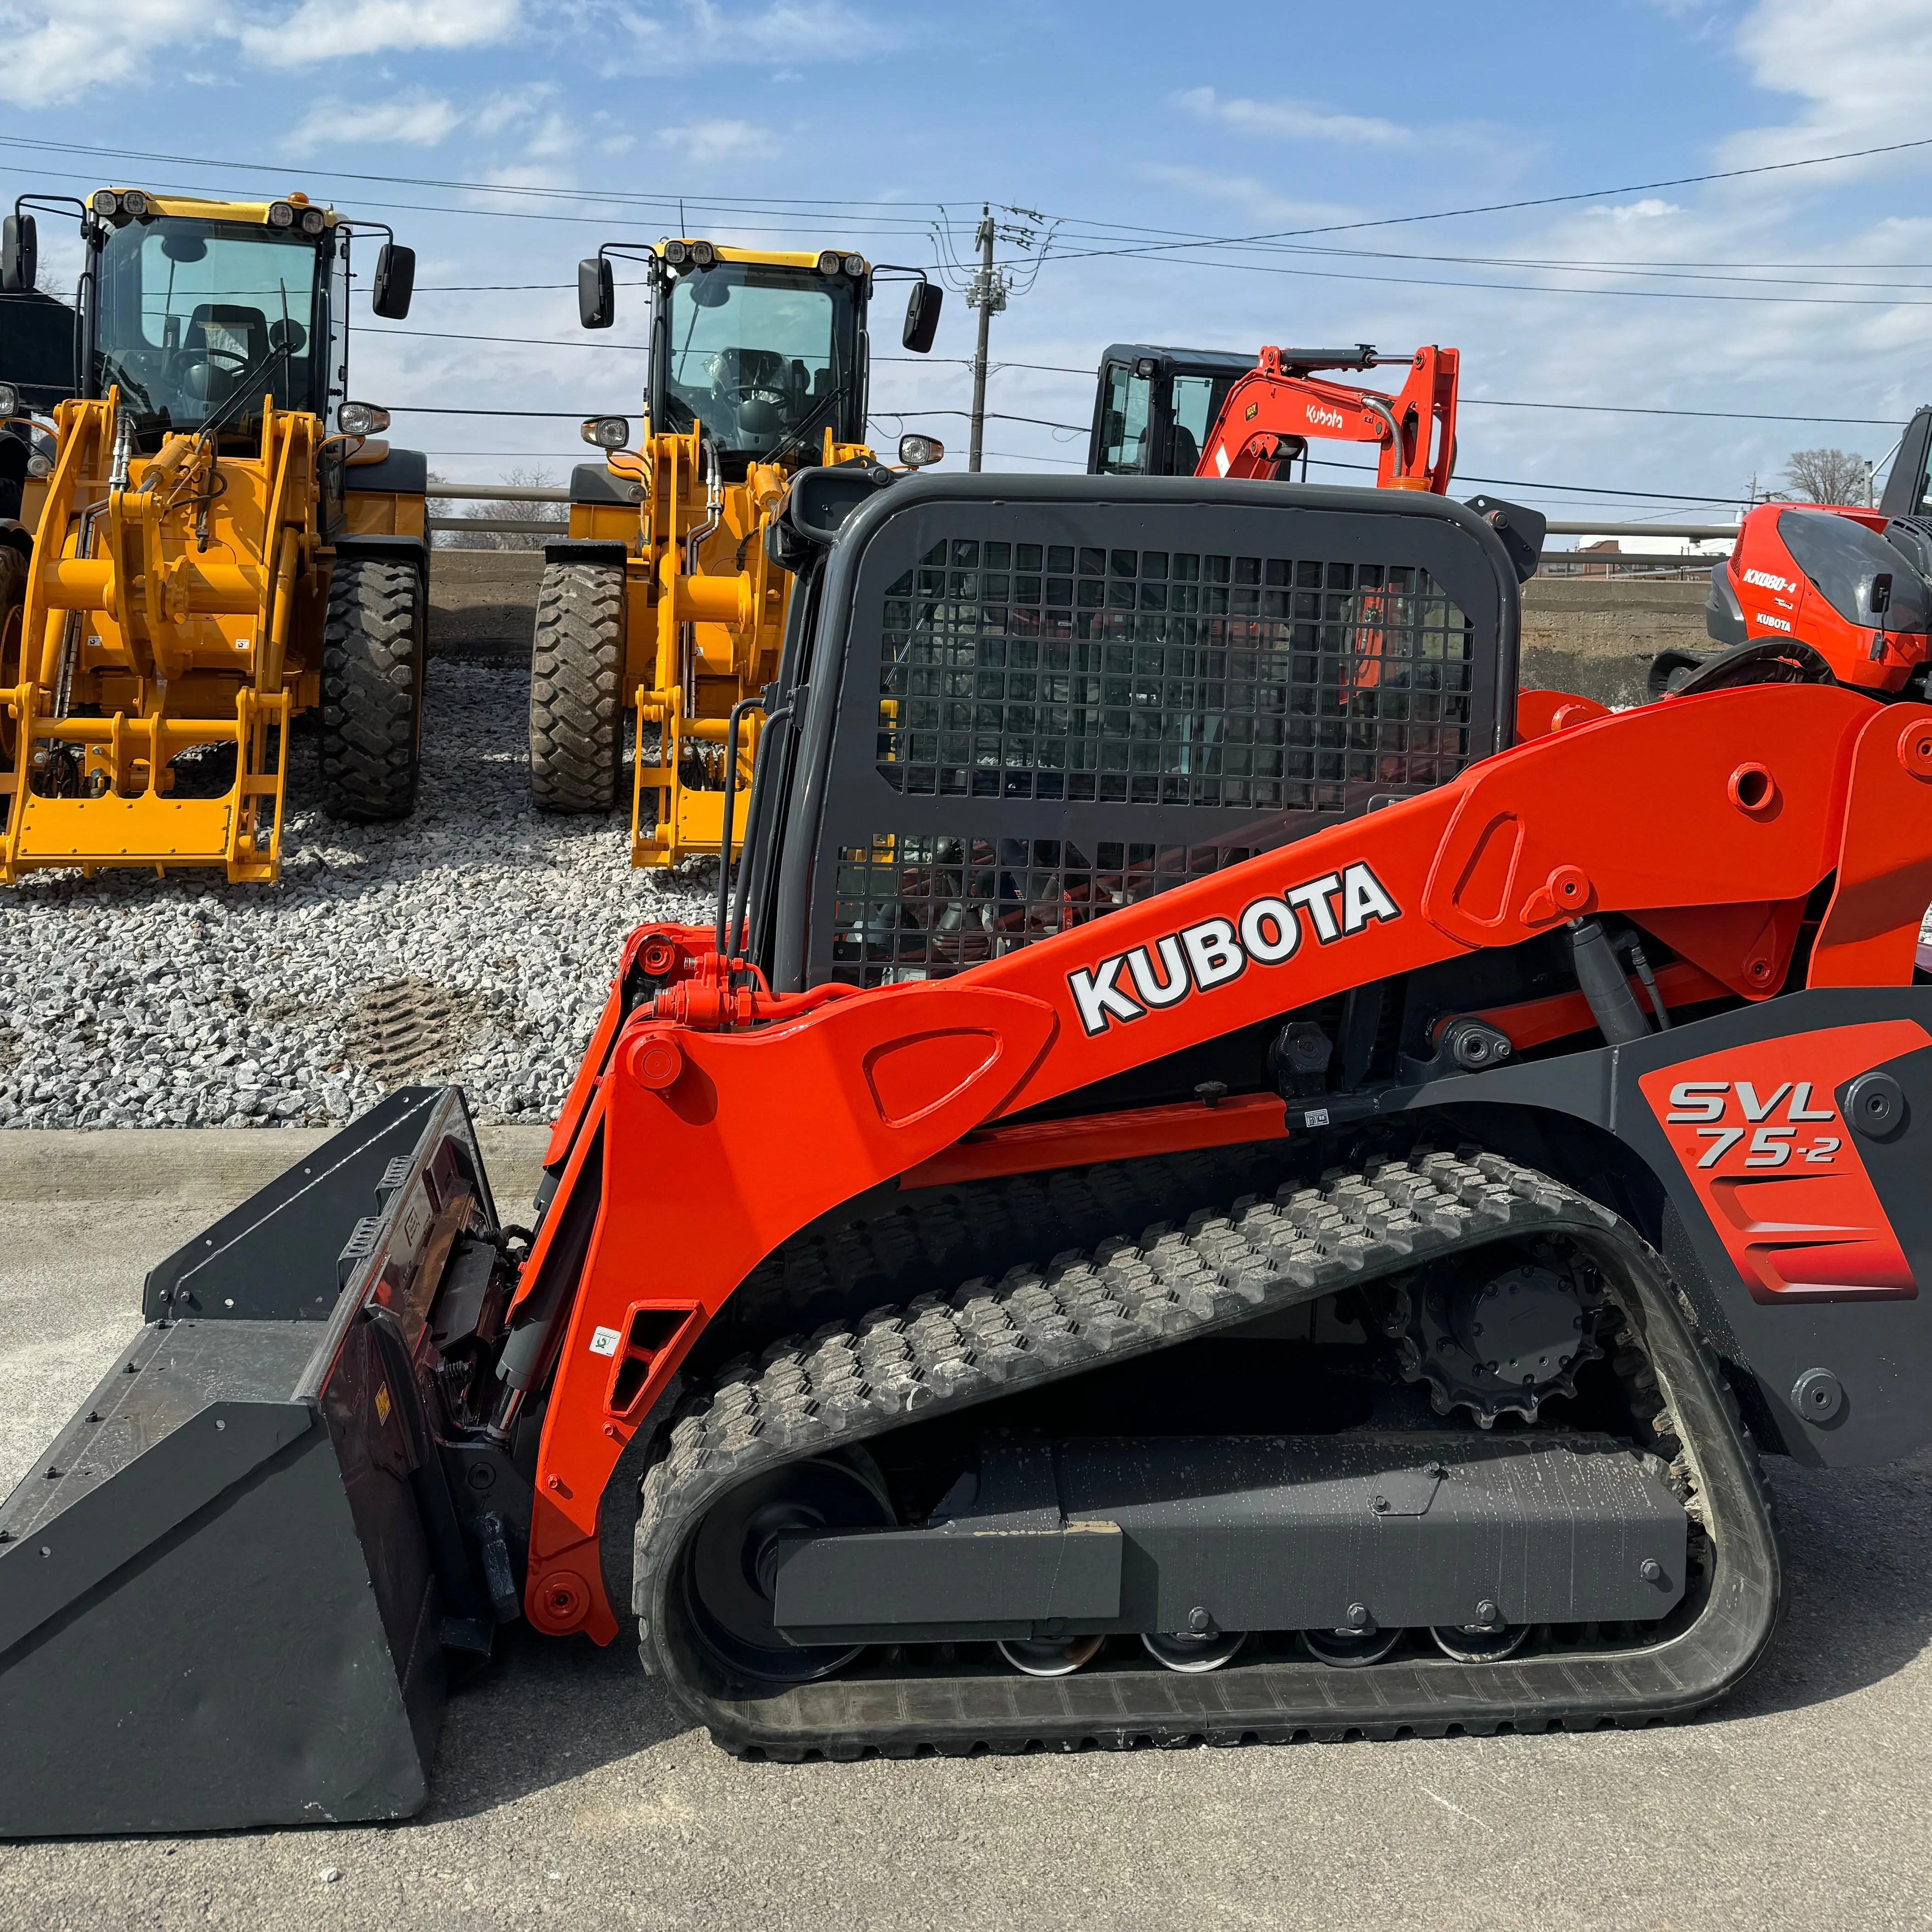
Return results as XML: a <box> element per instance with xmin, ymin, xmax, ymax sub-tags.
<box><xmin>7</xmin><ymin>468</ymin><xmax>1932</xmax><ymax>1834</ymax></box>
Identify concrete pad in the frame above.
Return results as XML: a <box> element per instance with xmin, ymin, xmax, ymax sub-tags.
<box><xmin>0</xmin><ymin>1129</ymin><xmax>1928</xmax><ymax>1929</ymax></box>
<box><xmin>0</xmin><ymin>1126</ymin><xmax>551</xmax><ymax>1499</ymax></box>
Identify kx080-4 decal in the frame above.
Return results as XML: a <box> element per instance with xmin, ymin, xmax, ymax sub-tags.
<box><xmin>1067</xmin><ymin>861</ymin><xmax>1400</xmax><ymax>1037</ymax></box>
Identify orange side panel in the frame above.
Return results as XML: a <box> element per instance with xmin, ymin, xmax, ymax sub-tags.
<box><xmin>1637</xmin><ymin>1021</ymin><xmax>1928</xmax><ymax>1301</ymax></box>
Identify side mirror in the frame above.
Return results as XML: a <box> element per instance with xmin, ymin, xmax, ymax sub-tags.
<box><xmin>1</xmin><ymin>214</ymin><xmax>36</xmax><ymax>294</ymax></box>
<box><xmin>902</xmin><ymin>281</ymin><xmax>942</xmax><ymax>354</ymax></box>
<box><xmin>580</xmin><ymin>256</ymin><xmax>614</xmax><ymax>330</ymax></box>
<box><xmin>371</xmin><ymin>243</ymin><xmax>415</xmax><ymax>320</ymax></box>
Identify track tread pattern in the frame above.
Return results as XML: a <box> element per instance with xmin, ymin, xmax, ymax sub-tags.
<box><xmin>529</xmin><ymin>561</ymin><xmax>624</xmax><ymax>813</ymax></box>
<box><xmin>628</xmin><ymin>1148</ymin><xmax>1773</xmax><ymax>1762</ymax></box>
<box><xmin>319</xmin><ymin>558</ymin><xmax>423</xmax><ymax>822</ymax></box>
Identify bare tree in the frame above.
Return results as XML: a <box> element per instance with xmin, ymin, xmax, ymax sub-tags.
<box><xmin>429</xmin><ymin>463</ymin><xmax>566</xmax><ymax>550</ymax></box>
<box><xmin>1783</xmin><ymin>447</ymin><xmax>1871</xmax><ymax>506</ymax></box>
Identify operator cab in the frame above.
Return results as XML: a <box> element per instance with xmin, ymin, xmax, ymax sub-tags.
<box><xmin>2</xmin><ymin>188</ymin><xmax>414</xmax><ymax>454</ymax></box>
<box><xmin>1088</xmin><ymin>345</ymin><xmax>1263</xmax><ymax>479</ymax></box>
<box><xmin>578</xmin><ymin>241</ymin><xmax>942</xmax><ymax>483</ymax></box>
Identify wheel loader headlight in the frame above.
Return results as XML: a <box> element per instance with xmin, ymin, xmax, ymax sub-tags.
<box><xmin>119</xmin><ymin>190</ymin><xmax>151</xmax><ymax>221</ymax></box>
<box><xmin>0</xmin><ymin>382</ymin><xmax>19</xmax><ymax>420</ymax></box>
<box><xmin>690</xmin><ymin>240</ymin><xmax>715</xmax><ymax>267</ymax></box>
<box><xmin>898</xmin><ymin>432</ymin><xmax>944</xmax><ymax>469</ymax></box>
<box><xmin>581</xmin><ymin>415</ymin><xmax>631</xmax><ymax>449</ymax></box>
<box><xmin>841</xmin><ymin>253</ymin><xmax>865</xmax><ymax>278</ymax></box>
<box><xmin>337</xmin><ymin>401</ymin><xmax>390</xmax><ymax>437</ymax></box>
<box><xmin>662</xmin><ymin>240</ymin><xmax>689</xmax><ymax>265</ymax></box>
<box><xmin>26</xmin><ymin>452</ymin><xmax>50</xmax><ymax>478</ymax></box>
<box><xmin>816</xmin><ymin>249</ymin><xmax>841</xmax><ymax>275</ymax></box>
<box><xmin>300</xmin><ymin>207</ymin><xmax>326</xmax><ymax>235</ymax></box>
<box><xmin>90</xmin><ymin>190</ymin><xmax>121</xmax><ymax>219</ymax></box>
<box><xmin>268</xmin><ymin>201</ymin><xmax>296</xmax><ymax>230</ymax></box>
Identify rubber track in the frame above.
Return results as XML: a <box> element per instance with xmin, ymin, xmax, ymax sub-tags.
<box><xmin>320</xmin><ymin>558</ymin><xmax>423</xmax><ymax>821</ymax></box>
<box><xmin>529</xmin><ymin>561</ymin><xmax>624</xmax><ymax>813</ymax></box>
<box><xmin>634</xmin><ymin>1149</ymin><xmax>1781</xmax><ymax>1758</ymax></box>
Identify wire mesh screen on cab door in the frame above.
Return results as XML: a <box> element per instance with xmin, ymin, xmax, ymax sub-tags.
<box><xmin>790</xmin><ymin>488</ymin><xmax>1510</xmax><ymax>991</ymax></box>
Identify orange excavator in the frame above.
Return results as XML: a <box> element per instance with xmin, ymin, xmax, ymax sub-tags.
<box><xmin>1090</xmin><ymin>342</ymin><xmax>1458</xmax><ymax>491</ymax></box>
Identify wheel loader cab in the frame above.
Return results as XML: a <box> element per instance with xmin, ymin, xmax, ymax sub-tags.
<box><xmin>654</xmin><ymin>253</ymin><xmax>866</xmax><ymax>479</ymax></box>
<box><xmin>732</xmin><ymin>470</ymin><xmax>1523</xmax><ymax>998</ymax></box>
<box><xmin>1088</xmin><ymin>346</ymin><xmax>1256</xmax><ymax>479</ymax></box>
<box><xmin>88</xmin><ymin>213</ymin><xmax>329</xmax><ymax>448</ymax></box>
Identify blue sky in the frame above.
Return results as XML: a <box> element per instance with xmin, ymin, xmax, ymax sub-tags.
<box><xmin>5</xmin><ymin>0</ymin><xmax>1932</xmax><ymax>526</ymax></box>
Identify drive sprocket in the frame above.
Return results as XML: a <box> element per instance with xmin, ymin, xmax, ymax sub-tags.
<box><xmin>1380</xmin><ymin>1250</ymin><xmax>1607</xmax><ymax>1426</ymax></box>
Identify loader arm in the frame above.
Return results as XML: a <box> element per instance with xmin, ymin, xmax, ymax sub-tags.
<box><xmin>1201</xmin><ymin>344</ymin><xmax>1459</xmax><ymax>491</ymax></box>
<box><xmin>515</xmin><ymin>680</ymin><xmax>1932</xmax><ymax>1644</ymax></box>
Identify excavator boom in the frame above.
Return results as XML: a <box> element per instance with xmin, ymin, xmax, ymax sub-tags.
<box><xmin>1200</xmin><ymin>343</ymin><xmax>1459</xmax><ymax>491</ymax></box>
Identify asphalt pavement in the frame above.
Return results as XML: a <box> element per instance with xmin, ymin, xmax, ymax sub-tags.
<box><xmin>0</xmin><ymin>1129</ymin><xmax>1929</xmax><ymax>1932</ymax></box>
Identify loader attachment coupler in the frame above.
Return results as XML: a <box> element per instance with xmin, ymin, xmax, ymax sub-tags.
<box><xmin>0</xmin><ymin>1087</ymin><xmax>507</xmax><ymax>1838</ymax></box>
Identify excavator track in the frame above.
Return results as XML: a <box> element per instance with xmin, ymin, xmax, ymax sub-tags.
<box><xmin>633</xmin><ymin>1148</ymin><xmax>1781</xmax><ymax>1759</ymax></box>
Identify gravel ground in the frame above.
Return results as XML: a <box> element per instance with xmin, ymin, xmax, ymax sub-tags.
<box><xmin>0</xmin><ymin>664</ymin><xmax>711</xmax><ymax>1129</ymax></box>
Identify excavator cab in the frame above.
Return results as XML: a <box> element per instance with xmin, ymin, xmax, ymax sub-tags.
<box><xmin>1088</xmin><ymin>345</ymin><xmax>1257</xmax><ymax>478</ymax></box>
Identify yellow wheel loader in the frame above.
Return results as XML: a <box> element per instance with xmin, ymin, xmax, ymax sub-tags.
<box><xmin>0</xmin><ymin>187</ymin><xmax>429</xmax><ymax>883</ymax></box>
<box><xmin>532</xmin><ymin>238</ymin><xmax>942</xmax><ymax>867</ymax></box>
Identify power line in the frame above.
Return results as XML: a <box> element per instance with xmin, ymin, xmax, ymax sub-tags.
<box><xmin>1046</xmin><ymin>129</ymin><xmax>1932</xmax><ymax>264</ymax></box>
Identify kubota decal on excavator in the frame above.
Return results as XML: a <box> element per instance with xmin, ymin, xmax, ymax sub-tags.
<box><xmin>1639</xmin><ymin>1023</ymin><xmax>1927</xmax><ymax>1301</ymax></box>
<box><xmin>1068</xmin><ymin>860</ymin><xmax>1400</xmax><ymax>1036</ymax></box>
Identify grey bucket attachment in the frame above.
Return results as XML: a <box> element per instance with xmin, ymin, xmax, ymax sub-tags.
<box><xmin>0</xmin><ymin>1086</ymin><xmax>504</xmax><ymax>1837</ymax></box>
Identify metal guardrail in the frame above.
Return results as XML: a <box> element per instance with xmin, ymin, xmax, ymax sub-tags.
<box><xmin>424</xmin><ymin>487</ymin><xmax>1739</xmax><ymax>548</ymax></box>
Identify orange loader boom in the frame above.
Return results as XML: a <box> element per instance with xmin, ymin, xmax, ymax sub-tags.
<box><xmin>1200</xmin><ymin>343</ymin><xmax>1459</xmax><ymax>491</ymax></box>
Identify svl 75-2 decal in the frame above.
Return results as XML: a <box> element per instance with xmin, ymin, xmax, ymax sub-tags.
<box><xmin>1639</xmin><ymin>1023</ymin><xmax>1927</xmax><ymax>1301</ymax></box>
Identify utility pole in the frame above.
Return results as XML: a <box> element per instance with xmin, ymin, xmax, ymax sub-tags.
<box><xmin>966</xmin><ymin>206</ymin><xmax>1005</xmax><ymax>473</ymax></box>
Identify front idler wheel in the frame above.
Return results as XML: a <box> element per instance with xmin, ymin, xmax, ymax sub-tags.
<box><xmin>682</xmin><ymin>1455</ymin><xmax>894</xmax><ymax>1684</ymax></box>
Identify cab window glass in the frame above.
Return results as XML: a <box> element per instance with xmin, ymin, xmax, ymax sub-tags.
<box><xmin>1169</xmin><ymin>375</ymin><xmax>1217</xmax><ymax>473</ymax></box>
<box><xmin>93</xmin><ymin>218</ymin><xmax>320</xmax><ymax>432</ymax></box>
<box><xmin>1098</xmin><ymin>364</ymin><xmax>1152</xmax><ymax>474</ymax></box>
<box><xmin>665</xmin><ymin>261</ymin><xmax>858</xmax><ymax>463</ymax></box>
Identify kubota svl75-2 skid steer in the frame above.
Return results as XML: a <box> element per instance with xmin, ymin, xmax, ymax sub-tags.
<box><xmin>530</xmin><ymin>238</ymin><xmax>941</xmax><ymax>867</ymax></box>
<box><xmin>0</xmin><ymin>188</ymin><xmax>428</xmax><ymax>882</ymax></box>
<box><xmin>6</xmin><ymin>469</ymin><xmax>1932</xmax><ymax>1835</ymax></box>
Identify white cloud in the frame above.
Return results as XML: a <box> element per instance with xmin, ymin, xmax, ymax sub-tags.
<box><xmin>240</xmin><ymin>0</ymin><xmax>519</xmax><ymax>64</ymax></box>
<box><xmin>618</xmin><ymin>0</ymin><xmax>900</xmax><ymax>71</ymax></box>
<box><xmin>287</xmin><ymin>90</ymin><xmax>464</xmax><ymax>154</ymax></box>
<box><xmin>0</xmin><ymin>0</ymin><xmax>207</xmax><ymax>106</ymax></box>
<box><xmin>525</xmin><ymin>113</ymin><xmax>579</xmax><ymax>160</ymax></box>
<box><xmin>0</xmin><ymin>0</ymin><xmax>518</xmax><ymax>103</ymax></box>
<box><xmin>1176</xmin><ymin>86</ymin><xmax>1417</xmax><ymax>149</ymax></box>
<box><xmin>1136</xmin><ymin>163</ymin><xmax>1359</xmax><ymax>230</ymax></box>
<box><xmin>655</xmin><ymin>118</ymin><xmax>779</xmax><ymax>165</ymax></box>
<box><xmin>1720</xmin><ymin>0</ymin><xmax>1932</xmax><ymax>174</ymax></box>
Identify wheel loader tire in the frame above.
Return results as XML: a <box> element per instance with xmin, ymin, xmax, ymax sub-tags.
<box><xmin>320</xmin><ymin>556</ymin><xmax>425</xmax><ymax>822</ymax></box>
<box><xmin>529</xmin><ymin>560</ymin><xmax>624</xmax><ymax>814</ymax></box>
